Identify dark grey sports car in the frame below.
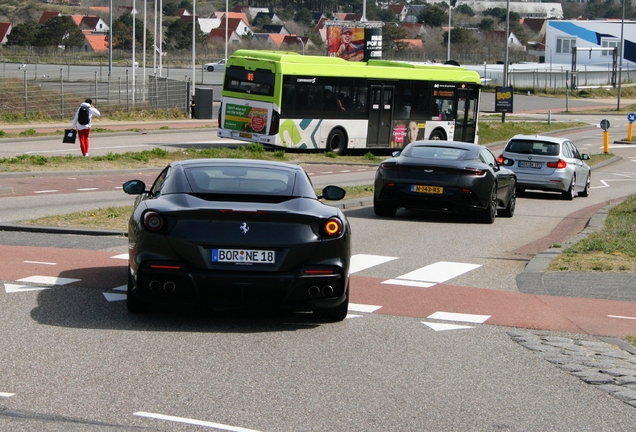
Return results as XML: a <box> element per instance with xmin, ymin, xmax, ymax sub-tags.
<box><xmin>123</xmin><ymin>159</ymin><xmax>351</xmax><ymax>321</ymax></box>
<box><xmin>374</xmin><ymin>141</ymin><xmax>517</xmax><ymax>223</ymax></box>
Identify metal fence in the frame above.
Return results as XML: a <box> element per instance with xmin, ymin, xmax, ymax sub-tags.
<box><xmin>0</xmin><ymin>67</ymin><xmax>191</xmax><ymax>121</ymax></box>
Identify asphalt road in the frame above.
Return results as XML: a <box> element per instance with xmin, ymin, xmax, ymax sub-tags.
<box><xmin>1</xmin><ymin>107</ymin><xmax>636</xmax><ymax>429</ymax></box>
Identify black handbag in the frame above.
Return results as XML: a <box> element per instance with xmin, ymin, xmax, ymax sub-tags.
<box><xmin>63</xmin><ymin>129</ymin><xmax>77</xmax><ymax>144</ymax></box>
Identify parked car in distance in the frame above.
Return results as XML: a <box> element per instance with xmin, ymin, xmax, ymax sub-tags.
<box><xmin>204</xmin><ymin>59</ymin><xmax>226</xmax><ymax>72</ymax></box>
<box><xmin>374</xmin><ymin>141</ymin><xmax>516</xmax><ymax>223</ymax></box>
<box><xmin>123</xmin><ymin>159</ymin><xmax>351</xmax><ymax>321</ymax></box>
<box><xmin>497</xmin><ymin>134</ymin><xmax>591</xmax><ymax>200</ymax></box>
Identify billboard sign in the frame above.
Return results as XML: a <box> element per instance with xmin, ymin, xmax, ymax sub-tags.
<box><xmin>327</xmin><ymin>26</ymin><xmax>365</xmax><ymax>62</ymax></box>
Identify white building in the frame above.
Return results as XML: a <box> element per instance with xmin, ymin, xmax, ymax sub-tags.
<box><xmin>545</xmin><ymin>19</ymin><xmax>636</xmax><ymax>69</ymax></box>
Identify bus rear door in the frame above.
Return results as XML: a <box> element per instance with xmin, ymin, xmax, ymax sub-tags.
<box><xmin>367</xmin><ymin>85</ymin><xmax>394</xmax><ymax>146</ymax></box>
<box><xmin>454</xmin><ymin>86</ymin><xmax>480</xmax><ymax>143</ymax></box>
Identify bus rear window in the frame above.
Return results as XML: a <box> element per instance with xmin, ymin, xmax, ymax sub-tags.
<box><xmin>224</xmin><ymin>66</ymin><xmax>275</xmax><ymax>97</ymax></box>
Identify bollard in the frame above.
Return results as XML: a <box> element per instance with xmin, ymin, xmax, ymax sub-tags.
<box><xmin>629</xmin><ymin>122</ymin><xmax>633</xmax><ymax>141</ymax></box>
<box><xmin>604</xmin><ymin>130</ymin><xmax>609</xmax><ymax>154</ymax></box>
<box><xmin>548</xmin><ymin>110</ymin><xmax>551</xmax><ymax>125</ymax></box>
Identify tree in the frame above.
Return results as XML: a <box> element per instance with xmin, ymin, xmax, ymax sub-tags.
<box><xmin>455</xmin><ymin>4</ymin><xmax>474</xmax><ymax>17</ymax></box>
<box><xmin>6</xmin><ymin>20</ymin><xmax>39</xmax><ymax>46</ymax></box>
<box><xmin>376</xmin><ymin>9</ymin><xmax>398</xmax><ymax>23</ymax></box>
<box><xmin>163</xmin><ymin>2</ymin><xmax>180</xmax><ymax>17</ymax></box>
<box><xmin>443</xmin><ymin>26</ymin><xmax>477</xmax><ymax>45</ymax></box>
<box><xmin>165</xmin><ymin>19</ymin><xmax>206</xmax><ymax>50</ymax></box>
<box><xmin>418</xmin><ymin>5</ymin><xmax>447</xmax><ymax>27</ymax></box>
<box><xmin>382</xmin><ymin>23</ymin><xmax>409</xmax><ymax>52</ymax></box>
<box><xmin>36</xmin><ymin>16</ymin><xmax>84</xmax><ymax>49</ymax></box>
<box><xmin>477</xmin><ymin>18</ymin><xmax>495</xmax><ymax>32</ymax></box>
<box><xmin>110</xmin><ymin>12</ymin><xmax>153</xmax><ymax>50</ymax></box>
<box><xmin>294</xmin><ymin>8</ymin><xmax>313</xmax><ymax>26</ymax></box>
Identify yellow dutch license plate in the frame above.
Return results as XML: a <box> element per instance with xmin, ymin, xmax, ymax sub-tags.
<box><xmin>412</xmin><ymin>185</ymin><xmax>443</xmax><ymax>194</ymax></box>
<box><xmin>240</xmin><ymin>132</ymin><xmax>253</xmax><ymax>138</ymax></box>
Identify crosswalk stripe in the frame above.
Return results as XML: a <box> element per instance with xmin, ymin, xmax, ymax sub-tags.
<box><xmin>397</xmin><ymin>261</ymin><xmax>482</xmax><ymax>284</ymax></box>
<box><xmin>422</xmin><ymin>322</ymin><xmax>474</xmax><ymax>331</ymax></box>
<box><xmin>382</xmin><ymin>279</ymin><xmax>435</xmax><ymax>288</ymax></box>
<box><xmin>349</xmin><ymin>254</ymin><xmax>397</xmax><ymax>274</ymax></box>
<box><xmin>349</xmin><ymin>303</ymin><xmax>382</xmax><ymax>313</ymax></box>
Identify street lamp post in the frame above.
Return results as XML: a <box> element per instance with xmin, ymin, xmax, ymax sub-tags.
<box><xmin>447</xmin><ymin>5</ymin><xmax>452</xmax><ymax>61</ymax></box>
<box><xmin>296</xmin><ymin>37</ymin><xmax>305</xmax><ymax>55</ymax></box>
<box><xmin>618</xmin><ymin>0</ymin><xmax>625</xmax><ymax>109</ymax></box>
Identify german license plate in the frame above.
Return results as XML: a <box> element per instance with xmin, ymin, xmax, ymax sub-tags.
<box><xmin>519</xmin><ymin>161</ymin><xmax>542</xmax><ymax>168</ymax></box>
<box><xmin>212</xmin><ymin>249</ymin><xmax>275</xmax><ymax>264</ymax></box>
<box><xmin>411</xmin><ymin>185</ymin><xmax>443</xmax><ymax>194</ymax></box>
<box><xmin>239</xmin><ymin>132</ymin><xmax>253</xmax><ymax>138</ymax></box>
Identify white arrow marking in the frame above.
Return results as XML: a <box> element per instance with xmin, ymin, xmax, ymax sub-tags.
<box><xmin>17</xmin><ymin>276</ymin><xmax>80</xmax><ymax>285</ymax></box>
<box><xmin>103</xmin><ymin>293</ymin><xmax>127</xmax><ymax>302</ymax></box>
<box><xmin>111</xmin><ymin>254</ymin><xmax>128</xmax><ymax>260</ymax></box>
<box><xmin>4</xmin><ymin>284</ymin><xmax>50</xmax><ymax>293</ymax></box>
<box><xmin>24</xmin><ymin>261</ymin><xmax>56</xmax><ymax>265</ymax></box>
<box><xmin>428</xmin><ymin>311</ymin><xmax>490</xmax><ymax>324</ymax></box>
<box><xmin>422</xmin><ymin>322</ymin><xmax>474</xmax><ymax>331</ymax></box>
<box><xmin>134</xmin><ymin>411</ymin><xmax>263</xmax><ymax>431</ymax></box>
<box><xmin>608</xmin><ymin>314</ymin><xmax>636</xmax><ymax>320</ymax></box>
<box><xmin>0</xmin><ymin>392</ymin><xmax>14</xmax><ymax>398</ymax></box>
<box><xmin>349</xmin><ymin>303</ymin><xmax>382</xmax><ymax>313</ymax></box>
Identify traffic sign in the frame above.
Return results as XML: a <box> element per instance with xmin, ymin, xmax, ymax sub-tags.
<box><xmin>600</xmin><ymin>119</ymin><xmax>611</xmax><ymax>131</ymax></box>
<box><xmin>628</xmin><ymin>113</ymin><xmax>636</xmax><ymax>123</ymax></box>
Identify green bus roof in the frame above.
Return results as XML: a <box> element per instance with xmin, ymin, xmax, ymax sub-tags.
<box><xmin>228</xmin><ymin>49</ymin><xmax>481</xmax><ymax>85</ymax></box>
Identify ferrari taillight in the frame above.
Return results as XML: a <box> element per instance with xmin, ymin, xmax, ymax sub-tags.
<box><xmin>547</xmin><ymin>159</ymin><xmax>567</xmax><ymax>169</ymax></box>
<box><xmin>323</xmin><ymin>217</ymin><xmax>343</xmax><ymax>237</ymax></box>
<box><xmin>143</xmin><ymin>211</ymin><xmax>164</xmax><ymax>232</ymax></box>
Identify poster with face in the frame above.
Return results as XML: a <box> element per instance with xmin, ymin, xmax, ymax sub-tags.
<box><xmin>327</xmin><ymin>26</ymin><xmax>365</xmax><ymax>62</ymax></box>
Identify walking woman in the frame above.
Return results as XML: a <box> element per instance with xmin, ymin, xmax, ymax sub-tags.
<box><xmin>71</xmin><ymin>98</ymin><xmax>100</xmax><ymax>157</ymax></box>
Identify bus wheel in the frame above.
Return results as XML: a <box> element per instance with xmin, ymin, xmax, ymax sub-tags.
<box><xmin>327</xmin><ymin>129</ymin><xmax>347</xmax><ymax>155</ymax></box>
<box><xmin>429</xmin><ymin>130</ymin><xmax>446</xmax><ymax>140</ymax></box>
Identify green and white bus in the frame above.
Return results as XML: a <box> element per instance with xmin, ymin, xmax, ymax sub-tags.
<box><xmin>218</xmin><ymin>50</ymin><xmax>482</xmax><ymax>154</ymax></box>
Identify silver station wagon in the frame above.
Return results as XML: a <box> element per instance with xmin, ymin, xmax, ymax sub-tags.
<box><xmin>498</xmin><ymin>134</ymin><xmax>591</xmax><ymax>200</ymax></box>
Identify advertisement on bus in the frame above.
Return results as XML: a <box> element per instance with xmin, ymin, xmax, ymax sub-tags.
<box><xmin>222</xmin><ymin>98</ymin><xmax>272</xmax><ymax>137</ymax></box>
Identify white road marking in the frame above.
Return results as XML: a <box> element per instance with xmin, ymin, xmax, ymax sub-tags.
<box><xmin>134</xmin><ymin>411</ymin><xmax>263</xmax><ymax>431</ymax></box>
<box><xmin>34</xmin><ymin>190</ymin><xmax>59</xmax><ymax>194</ymax></box>
<box><xmin>340</xmin><ymin>170</ymin><xmax>351</xmax><ymax>173</ymax></box>
<box><xmin>349</xmin><ymin>254</ymin><xmax>398</xmax><ymax>274</ymax></box>
<box><xmin>427</xmin><ymin>311</ymin><xmax>490</xmax><ymax>324</ymax></box>
<box><xmin>5</xmin><ymin>283</ymin><xmax>50</xmax><ymax>293</ymax></box>
<box><xmin>608</xmin><ymin>315</ymin><xmax>636</xmax><ymax>320</ymax></box>
<box><xmin>382</xmin><ymin>279</ymin><xmax>436</xmax><ymax>288</ymax></box>
<box><xmin>103</xmin><ymin>293</ymin><xmax>127</xmax><ymax>302</ymax></box>
<box><xmin>77</xmin><ymin>188</ymin><xmax>100</xmax><ymax>191</ymax></box>
<box><xmin>24</xmin><ymin>261</ymin><xmax>56</xmax><ymax>265</ymax></box>
<box><xmin>346</xmin><ymin>314</ymin><xmax>363</xmax><ymax>319</ymax></box>
<box><xmin>0</xmin><ymin>392</ymin><xmax>14</xmax><ymax>398</ymax></box>
<box><xmin>396</xmin><ymin>261</ymin><xmax>482</xmax><ymax>284</ymax></box>
<box><xmin>422</xmin><ymin>322</ymin><xmax>474</xmax><ymax>331</ymax></box>
<box><xmin>17</xmin><ymin>276</ymin><xmax>80</xmax><ymax>285</ymax></box>
<box><xmin>111</xmin><ymin>253</ymin><xmax>128</xmax><ymax>260</ymax></box>
<box><xmin>113</xmin><ymin>285</ymin><xmax>127</xmax><ymax>291</ymax></box>
<box><xmin>349</xmin><ymin>303</ymin><xmax>382</xmax><ymax>313</ymax></box>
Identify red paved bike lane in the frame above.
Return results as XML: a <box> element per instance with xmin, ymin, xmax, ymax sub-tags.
<box><xmin>2</xmin><ymin>244</ymin><xmax>635</xmax><ymax>338</ymax></box>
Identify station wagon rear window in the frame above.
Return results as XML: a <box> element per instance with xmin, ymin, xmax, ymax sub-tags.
<box><xmin>506</xmin><ymin>140</ymin><xmax>559</xmax><ymax>156</ymax></box>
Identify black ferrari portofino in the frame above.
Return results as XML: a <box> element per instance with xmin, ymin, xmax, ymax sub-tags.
<box><xmin>374</xmin><ymin>141</ymin><xmax>517</xmax><ymax>223</ymax></box>
<box><xmin>123</xmin><ymin>159</ymin><xmax>351</xmax><ymax>321</ymax></box>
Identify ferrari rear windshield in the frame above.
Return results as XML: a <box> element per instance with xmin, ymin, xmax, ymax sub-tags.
<box><xmin>184</xmin><ymin>166</ymin><xmax>294</xmax><ymax>196</ymax></box>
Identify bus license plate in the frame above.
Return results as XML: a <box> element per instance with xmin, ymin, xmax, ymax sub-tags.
<box><xmin>239</xmin><ymin>132</ymin><xmax>253</xmax><ymax>138</ymax></box>
<box><xmin>412</xmin><ymin>185</ymin><xmax>443</xmax><ymax>194</ymax></box>
<box><xmin>212</xmin><ymin>249</ymin><xmax>275</xmax><ymax>264</ymax></box>
<box><xmin>519</xmin><ymin>161</ymin><xmax>542</xmax><ymax>168</ymax></box>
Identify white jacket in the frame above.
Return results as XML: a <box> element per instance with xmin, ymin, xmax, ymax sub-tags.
<box><xmin>71</xmin><ymin>102</ymin><xmax>101</xmax><ymax>130</ymax></box>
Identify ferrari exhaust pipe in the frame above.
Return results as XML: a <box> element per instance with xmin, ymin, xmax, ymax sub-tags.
<box><xmin>308</xmin><ymin>285</ymin><xmax>320</xmax><ymax>297</ymax></box>
<box><xmin>149</xmin><ymin>280</ymin><xmax>161</xmax><ymax>291</ymax></box>
<box><xmin>322</xmin><ymin>285</ymin><xmax>334</xmax><ymax>297</ymax></box>
<box><xmin>163</xmin><ymin>281</ymin><xmax>176</xmax><ymax>293</ymax></box>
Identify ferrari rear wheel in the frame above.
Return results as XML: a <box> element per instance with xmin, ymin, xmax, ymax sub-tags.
<box><xmin>373</xmin><ymin>198</ymin><xmax>397</xmax><ymax>217</ymax></box>
<box><xmin>127</xmin><ymin>269</ymin><xmax>148</xmax><ymax>313</ymax></box>
<box><xmin>476</xmin><ymin>186</ymin><xmax>497</xmax><ymax>224</ymax></box>
<box><xmin>313</xmin><ymin>295</ymin><xmax>349</xmax><ymax>322</ymax></box>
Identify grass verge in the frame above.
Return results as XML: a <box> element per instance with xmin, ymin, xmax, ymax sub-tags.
<box><xmin>547</xmin><ymin>195</ymin><xmax>636</xmax><ymax>272</ymax></box>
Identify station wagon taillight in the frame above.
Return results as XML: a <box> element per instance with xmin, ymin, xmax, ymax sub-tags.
<box><xmin>546</xmin><ymin>159</ymin><xmax>567</xmax><ymax>169</ymax></box>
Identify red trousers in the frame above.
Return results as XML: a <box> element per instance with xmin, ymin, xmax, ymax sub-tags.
<box><xmin>78</xmin><ymin>128</ymin><xmax>91</xmax><ymax>156</ymax></box>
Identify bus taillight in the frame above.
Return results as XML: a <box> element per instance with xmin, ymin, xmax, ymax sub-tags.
<box><xmin>218</xmin><ymin>102</ymin><xmax>222</xmax><ymax>127</ymax></box>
